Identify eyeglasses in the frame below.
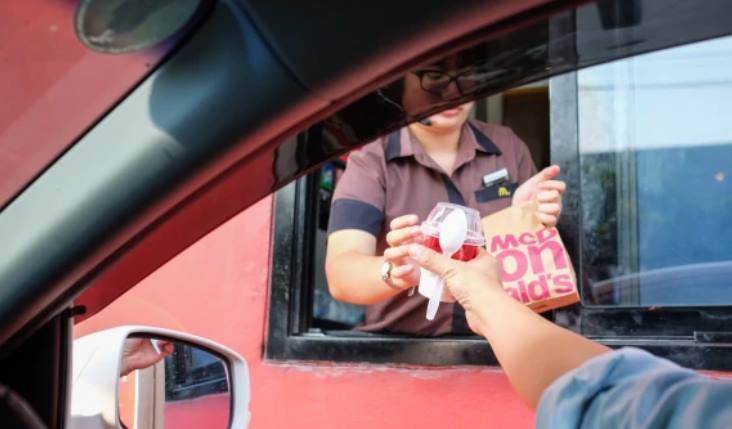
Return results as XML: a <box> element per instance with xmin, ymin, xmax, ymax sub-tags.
<box><xmin>413</xmin><ymin>69</ymin><xmax>483</xmax><ymax>98</ymax></box>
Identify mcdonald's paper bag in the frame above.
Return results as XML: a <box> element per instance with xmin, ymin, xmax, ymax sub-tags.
<box><xmin>481</xmin><ymin>202</ymin><xmax>579</xmax><ymax>313</ymax></box>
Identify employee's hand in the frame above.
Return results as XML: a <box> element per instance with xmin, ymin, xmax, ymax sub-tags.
<box><xmin>120</xmin><ymin>338</ymin><xmax>174</xmax><ymax>377</ymax></box>
<box><xmin>382</xmin><ymin>214</ymin><xmax>424</xmax><ymax>290</ymax></box>
<box><xmin>513</xmin><ymin>165</ymin><xmax>565</xmax><ymax>227</ymax></box>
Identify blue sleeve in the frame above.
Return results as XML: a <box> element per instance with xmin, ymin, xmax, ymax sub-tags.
<box><xmin>536</xmin><ymin>347</ymin><xmax>732</xmax><ymax>429</ymax></box>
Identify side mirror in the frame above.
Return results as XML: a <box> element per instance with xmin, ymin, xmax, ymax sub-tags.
<box><xmin>69</xmin><ymin>326</ymin><xmax>250</xmax><ymax>429</ymax></box>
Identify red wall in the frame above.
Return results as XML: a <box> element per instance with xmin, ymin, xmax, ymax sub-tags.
<box><xmin>74</xmin><ymin>197</ymin><xmax>534</xmax><ymax>428</ymax></box>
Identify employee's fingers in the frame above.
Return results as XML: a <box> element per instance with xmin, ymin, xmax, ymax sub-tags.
<box><xmin>537</xmin><ymin>212</ymin><xmax>558</xmax><ymax>227</ymax></box>
<box><xmin>391</xmin><ymin>264</ymin><xmax>415</xmax><ymax>279</ymax></box>
<box><xmin>537</xmin><ymin>189</ymin><xmax>560</xmax><ymax>203</ymax></box>
<box><xmin>538</xmin><ymin>165</ymin><xmax>561</xmax><ymax>181</ymax></box>
<box><xmin>390</xmin><ymin>214</ymin><xmax>420</xmax><ymax>231</ymax></box>
<box><xmin>384</xmin><ymin>245</ymin><xmax>411</xmax><ymax>262</ymax></box>
<box><xmin>539</xmin><ymin>180</ymin><xmax>566</xmax><ymax>194</ymax></box>
<box><xmin>538</xmin><ymin>203</ymin><xmax>562</xmax><ymax>216</ymax></box>
<box><xmin>386</xmin><ymin>225</ymin><xmax>422</xmax><ymax>247</ymax></box>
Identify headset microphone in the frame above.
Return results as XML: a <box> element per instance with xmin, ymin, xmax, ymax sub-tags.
<box><xmin>419</xmin><ymin>118</ymin><xmax>433</xmax><ymax>126</ymax></box>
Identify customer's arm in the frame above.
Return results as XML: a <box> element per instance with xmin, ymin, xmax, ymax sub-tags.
<box><xmin>536</xmin><ymin>347</ymin><xmax>732</xmax><ymax>428</ymax></box>
<box><xmin>405</xmin><ymin>245</ymin><xmax>732</xmax><ymax>427</ymax></box>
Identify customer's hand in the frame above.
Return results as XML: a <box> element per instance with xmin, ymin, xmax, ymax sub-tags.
<box><xmin>384</xmin><ymin>243</ymin><xmax>506</xmax><ymax>334</ymax></box>
<box><xmin>512</xmin><ymin>165</ymin><xmax>566</xmax><ymax>227</ymax></box>
<box><xmin>120</xmin><ymin>338</ymin><xmax>173</xmax><ymax>377</ymax></box>
<box><xmin>405</xmin><ymin>245</ymin><xmax>611</xmax><ymax>413</ymax></box>
<box><xmin>382</xmin><ymin>214</ymin><xmax>424</xmax><ymax>290</ymax></box>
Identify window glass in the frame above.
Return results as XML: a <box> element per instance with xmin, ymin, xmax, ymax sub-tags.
<box><xmin>164</xmin><ymin>343</ymin><xmax>228</xmax><ymax>401</ymax></box>
<box><xmin>578</xmin><ymin>35</ymin><xmax>732</xmax><ymax>306</ymax></box>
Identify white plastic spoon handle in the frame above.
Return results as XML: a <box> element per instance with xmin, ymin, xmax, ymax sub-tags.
<box><xmin>426</xmin><ymin>280</ymin><xmax>443</xmax><ymax>320</ymax></box>
<box><xmin>426</xmin><ymin>245</ymin><xmax>461</xmax><ymax>320</ymax></box>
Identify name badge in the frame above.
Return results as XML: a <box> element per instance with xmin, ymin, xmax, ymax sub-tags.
<box><xmin>482</xmin><ymin>168</ymin><xmax>510</xmax><ymax>188</ymax></box>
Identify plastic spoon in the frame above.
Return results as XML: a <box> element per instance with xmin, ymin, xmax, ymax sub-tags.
<box><xmin>426</xmin><ymin>209</ymin><xmax>467</xmax><ymax>320</ymax></box>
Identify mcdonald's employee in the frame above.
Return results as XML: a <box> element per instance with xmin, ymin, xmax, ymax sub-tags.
<box><xmin>325</xmin><ymin>60</ymin><xmax>566</xmax><ymax>336</ymax></box>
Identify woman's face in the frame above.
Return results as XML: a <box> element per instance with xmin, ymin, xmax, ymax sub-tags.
<box><xmin>401</xmin><ymin>69</ymin><xmax>475</xmax><ymax>133</ymax></box>
<box><xmin>422</xmin><ymin>101</ymin><xmax>474</xmax><ymax>131</ymax></box>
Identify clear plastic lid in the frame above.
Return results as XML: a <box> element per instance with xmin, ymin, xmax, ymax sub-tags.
<box><xmin>421</xmin><ymin>202</ymin><xmax>485</xmax><ymax>246</ymax></box>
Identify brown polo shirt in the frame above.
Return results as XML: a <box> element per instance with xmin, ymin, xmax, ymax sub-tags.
<box><xmin>328</xmin><ymin>119</ymin><xmax>537</xmax><ymax>335</ymax></box>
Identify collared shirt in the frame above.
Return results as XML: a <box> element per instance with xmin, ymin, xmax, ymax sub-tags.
<box><xmin>537</xmin><ymin>348</ymin><xmax>732</xmax><ymax>428</ymax></box>
<box><xmin>328</xmin><ymin>119</ymin><xmax>537</xmax><ymax>335</ymax></box>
